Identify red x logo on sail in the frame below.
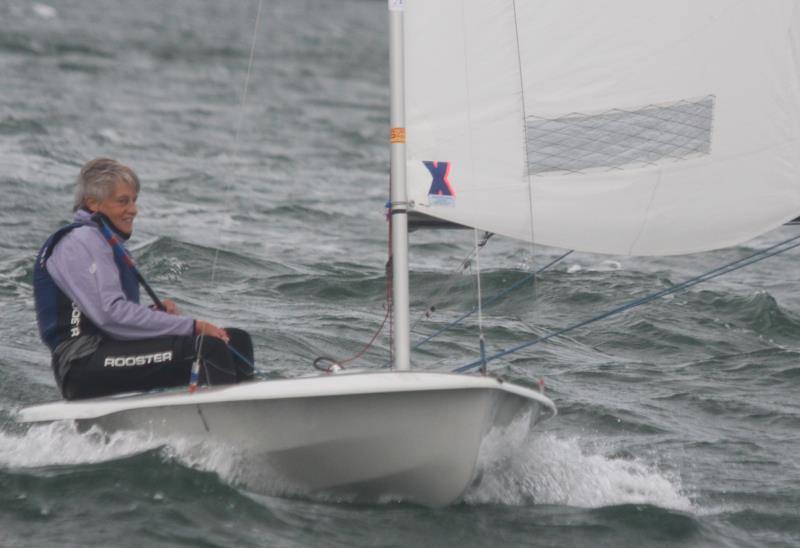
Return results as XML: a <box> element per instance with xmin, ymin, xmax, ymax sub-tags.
<box><xmin>424</xmin><ymin>161</ymin><xmax>456</xmax><ymax>207</ymax></box>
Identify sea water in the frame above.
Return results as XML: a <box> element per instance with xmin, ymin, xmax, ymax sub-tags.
<box><xmin>1</xmin><ymin>1</ymin><xmax>799</xmax><ymax>546</ymax></box>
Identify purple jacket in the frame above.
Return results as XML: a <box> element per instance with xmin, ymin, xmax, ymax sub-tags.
<box><xmin>46</xmin><ymin>210</ymin><xmax>194</xmax><ymax>340</ymax></box>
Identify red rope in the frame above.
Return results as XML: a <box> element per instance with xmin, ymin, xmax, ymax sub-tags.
<box><xmin>334</xmin><ymin>183</ymin><xmax>394</xmax><ymax>367</ymax></box>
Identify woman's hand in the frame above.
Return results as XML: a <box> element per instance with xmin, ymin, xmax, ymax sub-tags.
<box><xmin>162</xmin><ymin>299</ymin><xmax>179</xmax><ymax>315</ymax></box>
<box><xmin>194</xmin><ymin>320</ymin><xmax>230</xmax><ymax>343</ymax></box>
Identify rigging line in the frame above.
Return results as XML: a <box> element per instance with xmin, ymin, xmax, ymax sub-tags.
<box><xmin>226</xmin><ymin>343</ymin><xmax>256</xmax><ymax>369</ymax></box>
<box><xmin>412</xmin><ymin>249</ymin><xmax>573</xmax><ymax>351</ymax></box>
<box><xmin>409</xmin><ymin>232</ymin><xmax>492</xmax><ymax>333</ymax></box>
<box><xmin>327</xmin><ymin>193</ymin><xmax>398</xmax><ymax>370</ymax></box>
<box><xmin>387</xmin><ymin>182</ymin><xmax>394</xmax><ymax>366</ymax></box>
<box><xmin>209</xmin><ymin>0</ymin><xmax>264</xmax><ymax>285</ymax></box>
<box><xmin>198</xmin><ymin>0</ymin><xmax>264</xmax><ymax>379</ymax></box>
<box><xmin>316</xmin><ymin>197</ymin><xmax>392</xmax><ymax>368</ymax></box>
<box><xmin>454</xmin><ymin>234</ymin><xmax>800</xmax><ymax>373</ymax></box>
<box><xmin>456</xmin><ymin>1</ymin><xmax>487</xmax><ymax>372</ymax></box>
<box><xmin>473</xmin><ymin>228</ymin><xmax>487</xmax><ymax>373</ymax></box>
<box><xmin>339</xmin><ymin>307</ymin><xmax>391</xmax><ymax>366</ymax></box>
<box><xmin>381</xmin><ymin>234</ymin><xmax>510</xmax><ymax>369</ymax></box>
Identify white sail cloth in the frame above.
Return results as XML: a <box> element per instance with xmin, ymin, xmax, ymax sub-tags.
<box><xmin>403</xmin><ymin>0</ymin><xmax>800</xmax><ymax>255</ymax></box>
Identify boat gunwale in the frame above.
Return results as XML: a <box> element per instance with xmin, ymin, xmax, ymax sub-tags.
<box><xmin>16</xmin><ymin>371</ymin><xmax>556</xmax><ymax>423</ymax></box>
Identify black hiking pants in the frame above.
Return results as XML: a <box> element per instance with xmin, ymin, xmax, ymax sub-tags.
<box><xmin>61</xmin><ymin>328</ymin><xmax>255</xmax><ymax>400</ymax></box>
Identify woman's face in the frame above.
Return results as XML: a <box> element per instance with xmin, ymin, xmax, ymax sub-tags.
<box><xmin>87</xmin><ymin>181</ymin><xmax>138</xmax><ymax>234</ymax></box>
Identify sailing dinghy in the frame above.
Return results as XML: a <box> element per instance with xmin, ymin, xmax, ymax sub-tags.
<box><xmin>18</xmin><ymin>0</ymin><xmax>800</xmax><ymax>506</ymax></box>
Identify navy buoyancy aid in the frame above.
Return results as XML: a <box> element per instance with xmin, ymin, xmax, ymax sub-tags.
<box><xmin>33</xmin><ymin>222</ymin><xmax>141</xmax><ymax>352</ymax></box>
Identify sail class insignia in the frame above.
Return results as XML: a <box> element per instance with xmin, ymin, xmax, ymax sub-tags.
<box><xmin>423</xmin><ymin>161</ymin><xmax>456</xmax><ymax>207</ymax></box>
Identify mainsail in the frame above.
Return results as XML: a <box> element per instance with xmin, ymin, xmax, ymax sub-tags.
<box><xmin>403</xmin><ymin>0</ymin><xmax>800</xmax><ymax>256</ymax></box>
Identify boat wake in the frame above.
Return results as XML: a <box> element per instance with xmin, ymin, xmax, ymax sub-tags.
<box><xmin>2</xmin><ymin>419</ymin><xmax>691</xmax><ymax>511</ymax></box>
<box><xmin>0</xmin><ymin>421</ymin><xmax>241</xmax><ymax>480</ymax></box>
<box><xmin>466</xmin><ymin>420</ymin><xmax>693</xmax><ymax>512</ymax></box>
<box><xmin>0</xmin><ymin>420</ymin><xmax>343</xmax><ymax>501</ymax></box>
<box><xmin>0</xmin><ymin>421</ymin><xmax>349</xmax><ymax>506</ymax></box>
<box><xmin>0</xmin><ymin>421</ymin><xmax>160</xmax><ymax>468</ymax></box>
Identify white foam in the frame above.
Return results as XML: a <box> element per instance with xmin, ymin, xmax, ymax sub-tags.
<box><xmin>0</xmin><ymin>421</ymin><xmax>248</xmax><ymax>475</ymax></box>
<box><xmin>0</xmin><ymin>421</ymin><xmax>289</xmax><ymax>495</ymax></box>
<box><xmin>97</xmin><ymin>128</ymin><xmax>122</xmax><ymax>143</ymax></box>
<box><xmin>160</xmin><ymin>436</ymin><xmax>245</xmax><ymax>484</ymax></box>
<box><xmin>466</xmin><ymin>424</ymin><xmax>693</xmax><ymax>511</ymax></box>
<box><xmin>32</xmin><ymin>3</ymin><xmax>57</xmax><ymax>19</ymax></box>
<box><xmin>0</xmin><ymin>421</ymin><xmax>160</xmax><ymax>468</ymax></box>
<box><xmin>567</xmin><ymin>260</ymin><xmax>623</xmax><ymax>274</ymax></box>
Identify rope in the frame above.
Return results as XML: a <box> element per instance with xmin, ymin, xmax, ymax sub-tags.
<box><xmin>329</xmin><ymin>198</ymin><xmax>396</xmax><ymax>369</ymax></box>
<box><xmin>412</xmin><ymin>249</ymin><xmax>573</xmax><ymax>351</ymax></box>
<box><xmin>387</xmin><ymin>200</ymin><xmax>394</xmax><ymax>367</ymax></box>
<box><xmin>409</xmin><ymin>232</ymin><xmax>492</xmax><ymax>333</ymax></box>
<box><xmin>472</xmin><ymin>228</ymin><xmax>487</xmax><ymax>373</ymax></box>
<box><xmin>312</xmin><ymin>187</ymin><xmax>396</xmax><ymax>370</ymax></box>
<box><xmin>454</xmin><ymin>233</ymin><xmax>800</xmax><ymax>373</ymax></box>
<box><xmin>92</xmin><ymin>214</ymin><xmax>165</xmax><ymax>311</ymax></box>
<box><xmin>339</xmin><ymin>185</ymin><xmax>396</xmax><ymax>366</ymax></box>
<box><xmin>339</xmin><ymin>307</ymin><xmax>391</xmax><ymax>366</ymax></box>
<box><xmin>209</xmin><ymin>0</ymin><xmax>263</xmax><ymax>285</ymax></box>
<box><xmin>197</xmin><ymin>0</ymin><xmax>264</xmax><ymax>383</ymax></box>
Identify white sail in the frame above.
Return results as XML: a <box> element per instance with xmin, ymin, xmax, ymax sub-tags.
<box><xmin>404</xmin><ymin>0</ymin><xmax>800</xmax><ymax>255</ymax></box>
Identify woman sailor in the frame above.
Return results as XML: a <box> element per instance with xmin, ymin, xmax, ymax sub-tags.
<box><xmin>33</xmin><ymin>158</ymin><xmax>254</xmax><ymax>400</ymax></box>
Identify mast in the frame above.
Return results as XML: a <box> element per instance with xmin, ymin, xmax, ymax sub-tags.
<box><xmin>388</xmin><ymin>0</ymin><xmax>410</xmax><ymax>371</ymax></box>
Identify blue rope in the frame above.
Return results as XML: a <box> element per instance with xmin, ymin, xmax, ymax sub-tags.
<box><xmin>227</xmin><ymin>342</ymin><xmax>255</xmax><ymax>370</ymax></box>
<box><xmin>454</xmin><ymin>234</ymin><xmax>800</xmax><ymax>373</ymax></box>
<box><xmin>412</xmin><ymin>249</ymin><xmax>573</xmax><ymax>351</ymax></box>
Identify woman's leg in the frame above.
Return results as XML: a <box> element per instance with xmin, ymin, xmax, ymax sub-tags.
<box><xmin>62</xmin><ymin>331</ymin><xmax>255</xmax><ymax>400</ymax></box>
<box><xmin>225</xmin><ymin>327</ymin><xmax>255</xmax><ymax>381</ymax></box>
<box><xmin>62</xmin><ymin>335</ymin><xmax>197</xmax><ymax>400</ymax></box>
<box><xmin>192</xmin><ymin>335</ymin><xmax>239</xmax><ymax>385</ymax></box>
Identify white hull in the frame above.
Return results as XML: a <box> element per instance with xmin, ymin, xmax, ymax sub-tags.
<box><xmin>17</xmin><ymin>371</ymin><xmax>555</xmax><ymax>506</ymax></box>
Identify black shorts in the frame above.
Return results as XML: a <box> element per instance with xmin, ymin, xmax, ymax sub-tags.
<box><xmin>61</xmin><ymin>327</ymin><xmax>255</xmax><ymax>400</ymax></box>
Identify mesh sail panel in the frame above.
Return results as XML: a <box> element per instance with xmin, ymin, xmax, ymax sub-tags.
<box><xmin>527</xmin><ymin>96</ymin><xmax>715</xmax><ymax>175</ymax></box>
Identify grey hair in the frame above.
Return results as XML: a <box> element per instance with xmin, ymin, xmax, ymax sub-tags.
<box><xmin>72</xmin><ymin>158</ymin><xmax>141</xmax><ymax>212</ymax></box>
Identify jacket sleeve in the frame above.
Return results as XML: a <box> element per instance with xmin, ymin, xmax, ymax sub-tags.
<box><xmin>46</xmin><ymin>228</ymin><xmax>195</xmax><ymax>340</ymax></box>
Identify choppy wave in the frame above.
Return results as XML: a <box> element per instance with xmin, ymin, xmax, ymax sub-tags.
<box><xmin>0</xmin><ymin>30</ymin><xmax>113</xmax><ymax>59</ymax></box>
<box><xmin>467</xmin><ymin>419</ymin><xmax>693</xmax><ymax>511</ymax></box>
<box><xmin>0</xmin><ymin>116</ymin><xmax>48</xmax><ymax>136</ymax></box>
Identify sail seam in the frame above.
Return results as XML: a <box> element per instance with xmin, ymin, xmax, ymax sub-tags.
<box><xmin>627</xmin><ymin>168</ymin><xmax>663</xmax><ymax>256</ymax></box>
<box><xmin>511</xmin><ymin>0</ymin><xmax>535</xmax><ymax>249</ymax></box>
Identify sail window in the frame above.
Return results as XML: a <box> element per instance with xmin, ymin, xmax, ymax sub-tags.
<box><xmin>526</xmin><ymin>95</ymin><xmax>715</xmax><ymax>175</ymax></box>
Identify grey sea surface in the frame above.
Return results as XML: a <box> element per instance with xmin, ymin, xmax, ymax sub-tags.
<box><xmin>1</xmin><ymin>1</ymin><xmax>799</xmax><ymax>546</ymax></box>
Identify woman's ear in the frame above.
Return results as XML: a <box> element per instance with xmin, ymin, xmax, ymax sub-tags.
<box><xmin>85</xmin><ymin>197</ymin><xmax>99</xmax><ymax>212</ymax></box>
